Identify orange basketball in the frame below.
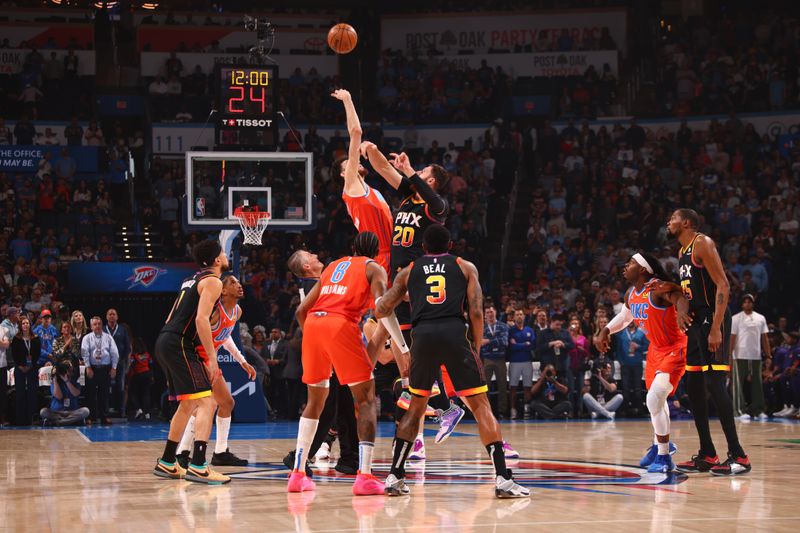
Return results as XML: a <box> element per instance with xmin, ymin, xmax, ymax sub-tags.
<box><xmin>327</xmin><ymin>23</ymin><xmax>358</xmax><ymax>54</ymax></box>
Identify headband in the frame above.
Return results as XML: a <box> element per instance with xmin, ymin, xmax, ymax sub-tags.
<box><xmin>632</xmin><ymin>253</ymin><xmax>653</xmax><ymax>274</ymax></box>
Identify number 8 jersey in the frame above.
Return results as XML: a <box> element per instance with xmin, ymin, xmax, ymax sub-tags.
<box><xmin>310</xmin><ymin>256</ymin><xmax>375</xmax><ymax>323</ymax></box>
<box><xmin>407</xmin><ymin>253</ymin><xmax>467</xmax><ymax>327</ymax></box>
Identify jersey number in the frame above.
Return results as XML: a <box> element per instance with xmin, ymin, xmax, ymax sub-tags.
<box><xmin>393</xmin><ymin>226</ymin><xmax>414</xmax><ymax>248</ymax></box>
<box><xmin>425</xmin><ymin>275</ymin><xmax>446</xmax><ymax>304</ymax></box>
<box><xmin>680</xmin><ymin>279</ymin><xmax>693</xmax><ymax>300</ymax></box>
<box><xmin>330</xmin><ymin>261</ymin><xmax>351</xmax><ymax>284</ymax></box>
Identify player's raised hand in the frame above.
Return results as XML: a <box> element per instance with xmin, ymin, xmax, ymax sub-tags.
<box><xmin>389</xmin><ymin>152</ymin><xmax>414</xmax><ymax>175</ymax></box>
<box><xmin>331</xmin><ymin>89</ymin><xmax>352</xmax><ymax>101</ymax></box>
<box><xmin>359</xmin><ymin>141</ymin><xmax>376</xmax><ymax>158</ymax></box>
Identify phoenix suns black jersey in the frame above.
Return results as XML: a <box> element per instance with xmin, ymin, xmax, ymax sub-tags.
<box><xmin>161</xmin><ymin>269</ymin><xmax>219</xmax><ymax>342</ymax></box>
<box><xmin>407</xmin><ymin>254</ymin><xmax>467</xmax><ymax>326</ymax></box>
<box><xmin>678</xmin><ymin>233</ymin><xmax>716</xmax><ymax>312</ymax></box>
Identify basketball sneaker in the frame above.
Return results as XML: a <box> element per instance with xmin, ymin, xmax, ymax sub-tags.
<box><xmin>408</xmin><ymin>438</ymin><xmax>426</xmax><ymax>460</ymax></box>
<box><xmin>639</xmin><ymin>442</ymin><xmax>677</xmax><ymax>467</ymax></box>
<box><xmin>184</xmin><ymin>462</ymin><xmax>231</xmax><ymax>485</ymax></box>
<box><xmin>153</xmin><ymin>459</ymin><xmax>186</xmax><ymax>480</ymax></box>
<box><xmin>434</xmin><ymin>403</ymin><xmax>465</xmax><ymax>444</ymax></box>
<box><xmin>503</xmin><ymin>441</ymin><xmax>520</xmax><ymax>459</ymax></box>
<box><xmin>287</xmin><ymin>471</ymin><xmax>316</xmax><ymax>493</ymax></box>
<box><xmin>675</xmin><ymin>453</ymin><xmax>720</xmax><ymax>473</ymax></box>
<box><xmin>352</xmin><ymin>473</ymin><xmax>385</xmax><ymax>496</ymax></box>
<box><xmin>646</xmin><ymin>454</ymin><xmax>675</xmax><ymax>473</ymax></box>
<box><xmin>176</xmin><ymin>450</ymin><xmax>190</xmax><ymax>469</ymax></box>
<box><xmin>396</xmin><ymin>391</ymin><xmax>438</xmax><ymax>417</ymax></box>
<box><xmin>211</xmin><ymin>449</ymin><xmax>248</xmax><ymax>466</ymax></box>
<box><xmin>384</xmin><ymin>474</ymin><xmax>410</xmax><ymax>496</ymax></box>
<box><xmin>315</xmin><ymin>442</ymin><xmax>331</xmax><ymax>462</ymax></box>
<box><xmin>710</xmin><ymin>454</ymin><xmax>751</xmax><ymax>476</ymax></box>
<box><xmin>495</xmin><ymin>471</ymin><xmax>531</xmax><ymax>499</ymax></box>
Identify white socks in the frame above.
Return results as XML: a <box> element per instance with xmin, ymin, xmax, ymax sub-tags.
<box><xmin>401</xmin><ymin>377</ymin><xmax>409</xmax><ymax>388</ymax></box>
<box><xmin>294</xmin><ymin>417</ymin><xmax>319</xmax><ymax>472</ymax></box>
<box><xmin>178</xmin><ymin>415</ymin><xmax>196</xmax><ymax>454</ymax></box>
<box><xmin>647</xmin><ymin>373</ymin><xmax>673</xmax><ymax>455</ymax></box>
<box><xmin>215</xmin><ymin>415</ymin><xmax>231</xmax><ymax>454</ymax></box>
<box><xmin>359</xmin><ymin>441</ymin><xmax>375</xmax><ymax>474</ymax></box>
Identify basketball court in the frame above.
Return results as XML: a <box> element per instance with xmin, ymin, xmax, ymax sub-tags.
<box><xmin>1</xmin><ymin>419</ymin><xmax>797</xmax><ymax>532</ymax></box>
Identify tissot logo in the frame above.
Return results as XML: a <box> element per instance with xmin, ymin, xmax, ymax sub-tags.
<box><xmin>221</xmin><ymin>118</ymin><xmax>273</xmax><ymax>127</ymax></box>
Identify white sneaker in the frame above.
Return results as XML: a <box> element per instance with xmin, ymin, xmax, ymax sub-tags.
<box><xmin>315</xmin><ymin>442</ymin><xmax>331</xmax><ymax>462</ymax></box>
<box><xmin>608</xmin><ymin>411</ymin><xmax>616</xmax><ymax>420</ymax></box>
<box><xmin>786</xmin><ymin>407</ymin><xmax>799</xmax><ymax>417</ymax></box>
<box><xmin>408</xmin><ymin>438</ymin><xmax>426</xmax><ymax>460</ymax></box>
<box><xmin>590</xmin><ymin>412</ymin><xmax>598</xmax><ymax>420</ymax></box>
<box><xmin>736</xmin><ymin>413</ymin><xmax>751</xmax><ymax>421</ymax></box>
<box><xmin>775</xmin><ymin>405</ymin><xmax>791</xmax><ymax>417</ymax></box>
<box><xmin>495</xmin><ymin>474</ymin><xmax>531</xmax><ymax>498</ymax></box>
<box><xmin>756</xmin><ymin>412</ymin><xmax>768</xmax><ymax>421</ymax></box>
<box><xmin>144</xmin><ymin>413</ymin><xmax>150</xmax><ymax>421</ymax></box>
<box><xmin>511</xmin><ymin>408</ymin><xmax>518</xmax><ymax>420</ymax></box>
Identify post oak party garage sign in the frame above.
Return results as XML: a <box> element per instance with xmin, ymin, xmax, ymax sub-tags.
<box><xmin>381</xmin><ymin>9</ymin><xmax>627</xmax><ymax>55</ymax></box>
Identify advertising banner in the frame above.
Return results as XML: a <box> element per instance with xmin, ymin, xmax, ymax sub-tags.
<box><xmin>0</xmin><ymin>145</ymin><xmax>99</xmax><ymax>173</ymax></box>
<box><xmin>67</xmin><ymin>263</ymin><xmax>200</xmax><ymax>293</ymax></box>
<box><xmin>431</xmin><ymin>50</ymin><xmax>617</xmax><ymax>78</ymax></box>
<box><xmin>0</xmin><ymin>48</ymin><xmax>95</xmax><ymax>76</ymax></box>
<box><xmin>0</xmin><ymin>24</ymin><xmax>94</xmax><ymax>49</ymax></box>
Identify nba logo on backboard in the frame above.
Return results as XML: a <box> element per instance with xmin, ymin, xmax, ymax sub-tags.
<box><xmin>127</xmin><ymin>266</ymin><xmax>167</xmax><ymax>289</ymax></box>
<box><xmin>195</xmin><ymin>197</ymin><xmax>206</xmax><ymax>217</ymax></box>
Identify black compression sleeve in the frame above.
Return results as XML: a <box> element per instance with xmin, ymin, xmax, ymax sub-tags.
<box><xmin>396</xmin><ymin>177</ymin><xmax>414</xmax><ymax>198</ymax></box>
<box><xmin>407</xmin><ymin>173</ymin><xmax>447</xmax><ymax>216</ymax></box>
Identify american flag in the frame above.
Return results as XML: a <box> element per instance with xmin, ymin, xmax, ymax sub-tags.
<box><xmin>285</xmin><ymin>207</ymin><xmax>304</xmax><ymax>219</ymax></box>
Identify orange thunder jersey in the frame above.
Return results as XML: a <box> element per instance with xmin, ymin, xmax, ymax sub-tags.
<box><xmin>342</xmin><ymin>184</ymin><xmax>393</xmax><ymax>275</ymax></box>
<box><xmin>310</xmin><ymin>256</ymin><xmax>374</xmax><ymax>323</ymax></box>
<box><xmin>196</xmin><ymin>301</ymin><xmax>239</xmax><ymax>362</ymax></box>
<box><xmin>627</xmin><ymin>280</ymin><xmax>686</xmax><ymax>349</ymax></box>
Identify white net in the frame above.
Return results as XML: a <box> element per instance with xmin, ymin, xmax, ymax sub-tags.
<box><xmin>234</xmin><ymin>209</ymin><xmax>271</xmax><ymax>245</ymax></box>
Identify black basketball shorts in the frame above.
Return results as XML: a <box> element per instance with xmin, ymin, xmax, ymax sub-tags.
<box><xmin>408</xmin><ymin>318</ymin><xmax>487</xmax><ymax>398</ymax></box>
<box><xmin>685</xmin><ymin>308</ymin><xmax>732</xmax><ymax>372</ymax></box>
<box><xmin>154</xmin><ymin>332</ymin><xmax>212</xmax><ymax>400</ymax></box>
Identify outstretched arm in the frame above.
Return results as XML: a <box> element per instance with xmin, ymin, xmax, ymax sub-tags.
<box><xmin>375</xmin><ymin>266</ymin><xmax>411</xmax><ymax>318</ymax></box>
<box><xmin>331</xmin><ymin>89</ymin><xmax>365</xmax><ymax>197</ymax></box>
<box><xmin>368</xmin><ymin>262</ymin><xmax>409</xmax><ymax>354</ymax></box>
<box><xmin>361</xmin><ymin>141</ymin><xmax>405</xmax><ymax>190</ymax></box>
<box><xmin>390</xmin><ymin>152</ymin><xmax>447</xmax><ymax>216</ymax></box>
<box><xmin>651</xmin><ymin>280</ymin><xmax>693</xmax><ymax>331</ymax></box>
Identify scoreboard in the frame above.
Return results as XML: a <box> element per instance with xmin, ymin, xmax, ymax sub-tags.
<box><xmin>215</xmin><ymin>65</ymin><xmax>279</xmax><ymax>149</ymax></box>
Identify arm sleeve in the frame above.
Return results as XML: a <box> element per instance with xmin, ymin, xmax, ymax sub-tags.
<box><xmin>606</xmin><ymin>306</ymin><xmax>634</xmax><ymax>334</ymax></box>
<box><xmin>407</xmin><ymin>173</ymin><xmax>447</xmax><ymax>216</ymax></box>
<box><xmin>396</xmin><ymin>177</ymin><xmax>414</xmax><ymax>198</ymax></box>
<box><xmin>222</xmin><ymin>337</ymin><xmax>246</xmax><ymax>364</ymax></box>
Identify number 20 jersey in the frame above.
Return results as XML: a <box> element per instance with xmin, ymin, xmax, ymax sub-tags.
<box><xmin>408</xmin><ymin>253</ymin><xmax>467</xmax><ymax>326</ymax></box>
<box><xmin>390</xmin><ymin>195</ymin><xmax>449</xmax><ymax>278</ymax></box>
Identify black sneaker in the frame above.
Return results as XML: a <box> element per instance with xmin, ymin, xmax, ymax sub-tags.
<box><xmin>710</xmin><ymin>454</ymin><xmax>751</xmax><ymax>476</ymax></box>
<box><xmin>211</xmin><ymin>449</ymin><xmax>248</xmax><ymax>466</ymax></box>
<box><xmin>283</xmin><ymin>450</ymin><xmax>313</xmax><ymax>477</ymax></box>
<box><xmin>176</xmin><ymin>450</ymin><xmax>190</xmax><ymax>469</ymax></box>
<box><xmin>675</xmin><ymin>453</ymin><xmax>720</xmax><ymax>473</ymax></box>
<box><xmin>334</xmin><ymin>460</ymin><xmax>358</xmax><ymax>475</ymax></box>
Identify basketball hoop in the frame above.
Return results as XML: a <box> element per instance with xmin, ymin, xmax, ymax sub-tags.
<box><xmin>233</xmin><ymin>206</ymin><xmax>271</xmax><ymax>245</ymax></box>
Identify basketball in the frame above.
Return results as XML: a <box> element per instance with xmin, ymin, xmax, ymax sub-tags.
<box><xmin>327</xmin><ymin>23</ymin><xmax>358</xmax><ymax>54</ymax></box>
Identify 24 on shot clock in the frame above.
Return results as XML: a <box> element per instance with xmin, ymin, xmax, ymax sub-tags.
<box><xmin>215</xmin><ymin>64</ymin><xmax>279</xmax><ymax>148</ymax></box>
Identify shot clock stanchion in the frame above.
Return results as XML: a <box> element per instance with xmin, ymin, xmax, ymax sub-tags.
<box><xmin>214</xmin><ymin>64</ymin><xmax>279</xmax><ymax>149</ymax></box>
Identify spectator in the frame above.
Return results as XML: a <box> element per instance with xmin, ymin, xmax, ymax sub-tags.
<box><xmin>52</xmin><ymin>320</ymin><xmax>81</xmax><ymax>380</ymax></box>
<box><xmin>127</xmin><ymin>337</ymin><xmax>153</xmax><ymax>421</ymax></box>
<box><xmin>582</xmin><ymin>361</ymin><xmax>624</xmax><ymax>419</ymax></box>
<box><xmin>104</xmin><ymin>308</ymin><xmax>132</xmax><ymax>414</ymax></box>
<box><xmin>13</xmin><ymin>115</ymin><xmax>36</xmax><ymax>145</ymax></box>
<box><xmin>567</xmin><ymin>316</ymin><xmax>591</xmax><ymax>411</ymax></box>
<box><xmin>508</xmin><ymin>309</ymin><xmax>535</xmax><ymax>419</ymax></box>
<box><xmin>40</xmin><ymin>360</ymin><xmax>89</xmax><ymax>426</ymax></box>
<box><xmin>9</xmin><ymin>229</ymin><xmax>32</xmax><ymax>261</ymax></box>
<box><xmin>0</xmin><ymin>306</ymin><xmax>20</xmax><ymax>339</ymax></box>
<box><xmin>83</xmin><ymin>120</ymin><xmax>104</xmax><ymax>147</ymax></box>
<box><xmin>64</xmin><ymin>117</ymin><xmax>83</xmax><ymax>146</ymax></box>
<box><xmin>0</xmin><ymin>312</ymin><xmax>11</xmax><ymax>425</ymax></box>
<box><xmin>535</xmin><ymin>314</ymin><xmax>574</xmax><ymax>376</ymax></box>
<box><xmin>33</xmin><ymin>309</ymin><xmax>58</xmax><ymax>366</ymax></box>
<box><xmin>616</xmin><ymin>321</ymin><xmax>648</xmax><ymax>413</ymax></box>
<box><xmin>0</xmin><ymin>117</ymin><xmax>11</xmax><ymax>144</ymax></box>
<box><xmin>70</xmin><ymin>310</ymin><xmax>87</xmax><ymax>341</ymax></box>
<box><xmin>81</xmin><ymin>316</ymin><xmax>119</xmax><ymax>425</ymax></box>
<box><xmin>11</xmin><ymin>316</ymin><xmax>40</xmax><ymax>425</ymax></box>
<box><xmin>263</xmin><ymin>327</ymin><xmax>288</xmax><ymax>417</ymax></box>
<box><xmin>731</xmin><ymin>294</ymin><xmax>770</xmax><ymax>421</ymax></box>
<box><xmin>530</xmin><ymin>363</ymin><xmax>571</xmax><ymax>419</ymax></box>
<box><xmin>54</xmin><ymin>148</ymin><xmax>77</xmax><ymax>181</ymax></box>
<box><xmin>480</xmin><ymin>305</ymin><xmax>509</xmax><ymax>418</ymax></box>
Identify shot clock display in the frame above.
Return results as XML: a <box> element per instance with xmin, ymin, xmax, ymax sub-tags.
<box><xmin>218</xmin><ymin>66</ymin><xmax>276</xmax><ymax>115</ymax></box>
<box><xmin>215</xmin><ymin>65</ymin><xmax>279</xmax><ymax>148</ymax></box>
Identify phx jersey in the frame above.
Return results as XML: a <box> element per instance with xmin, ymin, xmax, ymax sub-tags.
<box><xmin>195</xmin><ymin>302</ymin><xmax>239</xmax><ymax>363</ymax></box>
<box><xmin>678</xmin><ymin>233</ymin><xmax>732</xmax><ymax>370</ymax></box>
<box><xmin>390</xmin><ymin>186</ymin><xmax>449</xmax><ymax>277</ymax></box>
<box><xmin>161</xmin><ymin>268</ymin><xmax>219</xmax><ymax>347</ymax></box>
<box><xmin>408</xmin><ymin>254</ymin><xmax>467</xmax><ymax>326</ymax></box>
<box><xmin>342</xmin><ymin>185</ymin><xmax>393</xmax><ymax>275</ymax></box>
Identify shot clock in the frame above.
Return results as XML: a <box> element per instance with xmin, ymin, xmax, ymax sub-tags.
<box><xmin>215</xmin><ymin>65</ymin><xmax>279</xmax><ymax>148</ymax></box>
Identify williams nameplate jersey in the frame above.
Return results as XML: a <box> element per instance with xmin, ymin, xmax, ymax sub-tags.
<box><xmin>160</xmin><ymin>269</ymin><xmax>218</xmax><ymax>342</ymax></box>
<box><xmin>678</xmin><ymin>234</ymin><xmax>716</xmax><ymax>312</ymax></box>
<box><xmin>408</xmin><ymin>254</ymin><xmax>467</xmax><ymax>326</ymax></box>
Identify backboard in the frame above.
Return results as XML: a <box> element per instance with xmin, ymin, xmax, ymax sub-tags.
<box><xmin>184</xmin><ymin>151</ymin><xmax>315</xmax><ymax>232</ymax></box>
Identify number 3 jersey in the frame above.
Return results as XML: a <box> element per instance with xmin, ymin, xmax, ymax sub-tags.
<box><xmin>195</xmin><ymin>301</ymin><xmax>240</xmax><ymax>362</ymax></box>
<box><xmin>408</xmin><ymin>253</ymin><xmax>467</xmax><ymax>326</ymax></box>
<box><xmin>310</xmin><ymin>256</ymin><xmax>375</xmax><ymax>323</ymax></box>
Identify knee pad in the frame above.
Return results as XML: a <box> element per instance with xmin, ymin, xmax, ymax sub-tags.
<box><xmin>646</xmin><ymin>373</ymin><xmax>672</xmax><ymax>413</ymax></box>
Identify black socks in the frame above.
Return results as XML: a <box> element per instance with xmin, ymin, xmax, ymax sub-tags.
<box><xmin>390</xmin><ymin>437</ymin><xmax>413</xmax><ymax>478</ymax></box>
<box><xmin>192</xmin><ymin>440</ymin><xmax>208</xmax><ymax>467</ymax></box>
<box><xmin>162</xmin><ymin>439</ymin><xmax>178</xmax><ymax>464</ymax></box>
<box><xmin>487</xmin><ymin>441</ymin><xmax>508</xmax><ymax>478</ymax></box>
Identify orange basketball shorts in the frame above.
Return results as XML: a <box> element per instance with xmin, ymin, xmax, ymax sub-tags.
<box><xmin>645</xmin><ymin>343</ymin><xmax>687</xmax><ymax>394</ymax></box>
<box><xmin>302</xmin><ymin>313</ymin><xmax>374</xmax><ymax>386</ymax></box>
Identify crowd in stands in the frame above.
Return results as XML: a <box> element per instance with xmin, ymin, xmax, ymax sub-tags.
<box><xmin>655</xmin><ymin>10</ymin><xmax>800</xmax><ymax>116</ymax></box>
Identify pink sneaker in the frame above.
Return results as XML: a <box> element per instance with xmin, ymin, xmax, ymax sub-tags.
<box><xmin>408</xmin><ymin>438</ymin><xmax>426</xmax><ymax>460</ymax></box>
<box><xmin>503</xmin><ymin>441</ymin><xmax>519</xmax><ymax>459</ymax></box>
<box><xmin>287</xmin><ymin>471</ymin><xmax>316</xmax><ymax>493</ymax></box>
<box><xmin>352</xmin><ymin>473</ymin><xmax>385</xmax><ymax>496</ymax></box>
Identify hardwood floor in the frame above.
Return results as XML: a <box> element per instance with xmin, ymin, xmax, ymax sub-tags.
<box><xmin>1</xmin><ymin>419</ymin><xmax>798</xmax><ymax>532</ymax></box>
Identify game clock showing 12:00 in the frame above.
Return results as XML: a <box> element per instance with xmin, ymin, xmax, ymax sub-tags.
<box><xmin>218</xmin><ymin>66</ymin><xmax>277</xmax><ymax>115</ymax></box>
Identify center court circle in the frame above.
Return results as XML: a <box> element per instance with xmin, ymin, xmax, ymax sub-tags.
<box><xmin>230</xmin><ymin>458</ymin><xmax>688</xmax><ymax>487</ymax></box>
